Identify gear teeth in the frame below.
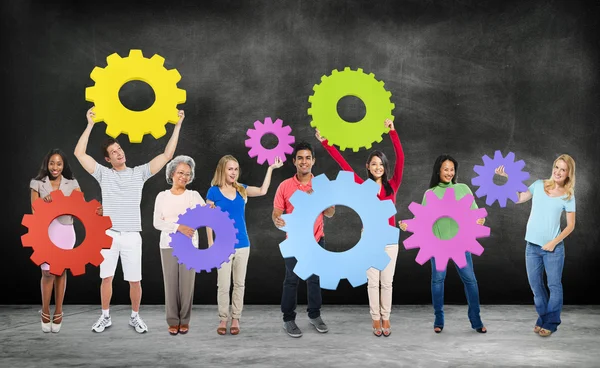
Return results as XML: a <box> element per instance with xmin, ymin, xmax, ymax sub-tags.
<box><xmin>105</xmin><ymin>53</ymin><xmax>122</xmax><ymax>66</ymax></box>
<box><xmin>105</xmin><ymin>125</ymin><xmax>122</xmax><ymax>139</ymax></box>
<box><xmin>150</xmin><ymin>125</ymin><xmax>167</xmax><ymax>139</ymax></box>
<box><xmin>343</xmin><ymin>67</ymin><xmax>351</xmax><ymax>72</ymax></box>
<box><xmin>293</xmin><ymin>261</ymin><xmax>313</xmax><ymax>280</ymax></box>
<box><xmin>21</xmin><ymin>233</ymin><xmax>33</xmax><ymax>247</ymax></box>
<box><xmin>166</xmin><ymin>68</ymin><xmax>182</xmax><ymax>84</ymax></box>
<box><xmin>264</xmin><ymin>117</ymin><xmax>273</xmax><ymax>126</ymax></box>
<box><xmin>375</xmin><ymin>137</ymin><xmax>383</xmax><ymax>143</ymax></box>
<box><xmin>22</xmin><ymin>214</ymin><xmax>34</xmax><ymax>229</ymax></box>
<box><xmin>273</xmin><ymin>118</ymin><xmax>283</xmax><ymax>128</ymax></box>
<box><xmin>128</xmin><ymin>131</ymin><xmax>144</xmax><ymax>143</ymax></box>
<box><xmin>332</xmin><ymin>69</ymin><xmax>339</xmax><ymax>74</ymax></box>
<box><xmin>30</xmin><ymin>252</ymin><xmax>45</xmax><ymax>266</ymax></box>
<box><xmin>70</xmin><ymin>263</ymin><xmax>86</xmax><ymax>276</ymax></box>
<box><xmin>89</xmin><ymin>67</ymin><xmax>105</xmax><ymax>83</ymax></box>
<box><xmin>357</xmin><ymin>68</ymin><xmax>363</xmax><ymax>73</ymax></box>
<box><xmin>415</xmin><ymin>249</ymin><xmax>434</xmax><ymax>266</ymax></box>
<box><xmin>90</xmin><ymin>253</ymin><xmax>105</xmax><ymax>266</ymax></box>
<box><xmin>320</xmin><ymin>277</ymin><xmax>341</xmax><ymax>290</ymax></box>
<box><xmin>174</xmin><ymin>88</ymin><xmax>186</xmax><ymax>103</ymax></box>
<box><xmin>128</xmin><ymin>49</ymin><xmax>144</xmax><ymax>59</ymax></box>
<box><xmin>150</xmin><ymin>53</ymin><xmax>165</xmax><ymax>66</ymax></box>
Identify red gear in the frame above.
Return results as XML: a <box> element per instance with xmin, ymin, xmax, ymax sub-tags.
<box><xmin>21</xmin><ymin>190</ymin><xmax>113</xmax><ymax>276</ymax></box>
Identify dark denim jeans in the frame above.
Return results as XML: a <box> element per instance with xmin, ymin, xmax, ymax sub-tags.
<box><xmin>431</xmin><ymin>252</ymin><xmax>484</xmax><ymax>329</ymax></box>
<box><xmin>281</xmin><ymin>238</ymin><xmax>324</xmax><ymax>322</ymax></box>
<box><xmin>525</xmin><ymin>242</ymin><xmax>565</xmax><ymax>332</ymax></box>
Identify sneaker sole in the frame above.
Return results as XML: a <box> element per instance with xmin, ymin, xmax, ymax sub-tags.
<box><xmin>92</xmin><ymin>324</ymin><xmax>111</xmax><ymax>333</ymax></box>
<box><xmin>282</xmin><ymin>326</ymin><xmax>302</xmax><ymax>338</ymax></box>
<box><xmin>309</xmin><ymin>321</ymin><xmax>328</xmax><ymax>333</ymax></box>
<box><xmin>130</xmin><ymin>323</ymin><xmax>148</xmax><ymax>333</ymax></box>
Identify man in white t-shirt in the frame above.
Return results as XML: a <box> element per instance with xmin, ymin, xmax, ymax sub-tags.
<box><xmin>74</xmin><ymin>107</ymin><xmax>185</xmax><ymax>333</ymax></box>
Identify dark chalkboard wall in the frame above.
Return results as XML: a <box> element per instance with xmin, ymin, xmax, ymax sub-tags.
<box><xmin>3</xmin><ymin>0</ymin><xmax>599</xmax><ymax>305</ymax></box>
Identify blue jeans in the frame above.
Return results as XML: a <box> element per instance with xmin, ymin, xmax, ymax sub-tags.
<box><xmin>525</xmin><ymin>242</ymin><xmax>565</xmax><ymax>332</ymax></box>
<box><xmin>281</xmin><ymin>238</ymin><xmax>324</xmax><ymax>322</ymax></box>
<box><xmin>431</xmin><ymin>252</ymin><xmax>483</xmax><ymax>329</ymax></box>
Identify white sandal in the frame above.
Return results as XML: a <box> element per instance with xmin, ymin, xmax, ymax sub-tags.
<box><xmin>40</xmin><ymin>311</ymin><xmax>51</xmax><ymax>333</ymax></box>
<box><xmin>51</xmin><ymin>312</ymin><xmax>63</xmax><ymax>333</ymax></box>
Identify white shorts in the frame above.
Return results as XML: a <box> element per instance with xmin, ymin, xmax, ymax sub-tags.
<box><xmin>100</xmin><ymin>230</ymin><xmax>142</xmax><ymax>282</ymax></box>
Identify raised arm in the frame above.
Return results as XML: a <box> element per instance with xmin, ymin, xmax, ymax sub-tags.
<box><xmin>495</xmin><ymin>165</ymin><xmax>533</xmax><ymax>203</ymax></box>
<box><xmin>316</xmin><ymin>129</ymin><xmax>363</xmax><ymax>184</ymax></box>
<box><xmin>74</xmin><ymin>108</ymin><xmax>100</xmax><ymax>174</ymax></box>
<box><xmin>385</xmin><ymin>119</ymin><xmax>405</xmax><ymax>190</ymax></box>
<box><xmin>149</xmin><ymin>110</ymin><xmax>184</xmax><ymax>175</ymax></box>
<box><xmin>246</xmin><ymin>157</ymin><xmax>284</xmax><ymax>197</ymax></box>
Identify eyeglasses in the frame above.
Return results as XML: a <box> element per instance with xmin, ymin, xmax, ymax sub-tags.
<box><xmin>175</xmin><ymin>171</ymin><xmax>192</xmax><ymax>178</ymax></box>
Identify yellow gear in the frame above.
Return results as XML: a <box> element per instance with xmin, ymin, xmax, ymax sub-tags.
<box><xmin>85</xmin><ymin>49</ymin><xmax>186</xmax><ymax>143</ymax></box>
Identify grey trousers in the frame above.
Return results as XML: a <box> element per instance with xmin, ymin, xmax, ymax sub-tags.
<box><xmin>160</xmin><ymin>248</ymin><xmax>196</xmax><ymax>326</ymax></box>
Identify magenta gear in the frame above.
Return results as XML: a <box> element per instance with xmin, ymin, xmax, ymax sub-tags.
<box><xmin>402</xmin><ymin>187</ymin><xmax>490</xmax><ymax>272</ymax></box>
<box><xmin>471</xmin><ymin>150</ymin><xmax>530</xmax><ymax>207</ymax></box>
<box><xmin>245</xmin><ymin>117</ymin><xmax>295</xmax><ymax>165</ymax></box>
<box><xmin>169</xmin><ymin>205</ymin><xmax>238</xmax><ymax>273</ymax></box>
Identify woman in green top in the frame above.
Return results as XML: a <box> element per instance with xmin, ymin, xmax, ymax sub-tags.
<box><xmin>400</xmin><ymin>154</ymin><xmax>487</xmax><ymax>333</ymax></box>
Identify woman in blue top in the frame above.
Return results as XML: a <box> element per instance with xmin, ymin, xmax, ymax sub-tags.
<box><xmin>496</xmin><ymin>154</ymin><xmax>576</xmax><ymax>337</ymax></box>
<box><xmin>207</xmin><ymin>154</ymin><xmax>283</xmax><ymax>335</ymax></box>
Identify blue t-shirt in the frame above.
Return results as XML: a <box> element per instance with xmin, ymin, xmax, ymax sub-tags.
<box><xmin>206</xmin><ymin>184</ymin><xmax>250</xmax><ymax>248</ymax></box>
<box><xmin>525</xmin><ymin>180</ymin><xmax>576</xmax><ymax>246</ymax></box>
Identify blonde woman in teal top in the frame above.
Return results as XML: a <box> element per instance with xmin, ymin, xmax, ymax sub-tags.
<box><xmin>400</xmin><ymin>154</ymin><xmax>487</xmax><ymax>334</ymax></box>
<box><xmin>496</xmin><ymin>154</ymin><xmax>576</xmax><ymax>337</ymax></box>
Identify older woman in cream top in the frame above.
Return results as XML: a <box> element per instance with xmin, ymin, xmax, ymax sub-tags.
<box><xmin>153</xmin><ymin>155</ymin><xmax>207</xmax><ymax>336</ymax></box>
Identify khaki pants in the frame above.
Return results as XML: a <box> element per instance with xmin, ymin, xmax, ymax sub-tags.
<box><xmin>217</xmin><ymin>247</ymin><xmax>250</xmax><ymax>321</ymax></box>
<box><xmin>367</xmin><ymin>245</ymin><xmax>399</xmax><ymax>320</ymax></box>
<box><xmin>160</xmin><ymin>248</ymin><xmax>196</xmax><ymax>326</ymax></box>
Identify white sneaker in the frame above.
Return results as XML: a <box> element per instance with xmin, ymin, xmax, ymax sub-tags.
<box><xmin>129</xmin><ymin>314</ymin><xmax>148</xmax><ymax>333</ymax></box>
<box><xmin>92</xmin><ymin>315</ymin><xmax>112</xmax><ymax>333</ymax></box>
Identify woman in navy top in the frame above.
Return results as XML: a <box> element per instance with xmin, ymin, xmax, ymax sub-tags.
<box><xmin>207</xmin><ymin>154</ymin><xmax>283</xmax><ymax>335</ymax></box>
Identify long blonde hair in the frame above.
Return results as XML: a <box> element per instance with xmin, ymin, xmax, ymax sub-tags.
<box><xmin>211</xmin><ymin>155</ymin><xmax>247</xmax><ymax>200</ymax></box>
<box><xmin>543</xmin><ymin>154</ymin><xmax>575</xmax><ymax>200</ymax></box>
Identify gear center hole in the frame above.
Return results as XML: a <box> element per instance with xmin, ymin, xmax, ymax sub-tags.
<box><xmin>119</xmin><ymin>80</ymin><xmax>156</xmax><ymax>111</ymax></box>
<box><xmin>48</xmin><ymin>216</ymin><xmax>86</xmax><ymax>250</ymax></box>
<box><xmin>320</xmin><ymin>206</ymin><xmax>363</xmax><ymax>252</ymax></box>
<box><xmin>433</xmin><ymin>217</ymin><xmax>459</xmax><ymax>241</ymax></box>
<box><xmin>260</xmin><ymin>133</ymin><xmax>279</xmax><ymax>150</ymax></box>
<box><xmin>493</xmin><ymin>174</ymin><xmax>508</xmax><ymax>186</ymax></box>
<box><xmin>194</xmin><ymin>226</ymin><xmax>211</xmax><ymax>250</ymax></box>
<box><xmin>337</xmin><ymin>96</ymin><xmax>366</xmax><ymax>123</ymax></box>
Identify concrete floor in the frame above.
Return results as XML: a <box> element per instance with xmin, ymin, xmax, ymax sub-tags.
<box><xmin>0</xmin><ymin>305</ymin><xmax>599</xmax><ymax>367</ymax></box>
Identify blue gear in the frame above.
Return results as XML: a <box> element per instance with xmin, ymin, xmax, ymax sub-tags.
<box><xmin>279</xmin><ymin>171</ymin><xmax>399</xmax><ymax>290</ymax></box>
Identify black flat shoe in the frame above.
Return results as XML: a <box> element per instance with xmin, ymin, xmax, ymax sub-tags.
<box><xmin>434</xmin><ymin>326</ymin><xmax>443</xmax><ymax>333</ymax></box>
<box><xmin>476</xmin><ymin>327</ymin><xmax>487</xmax><ymax>333</ymax></box>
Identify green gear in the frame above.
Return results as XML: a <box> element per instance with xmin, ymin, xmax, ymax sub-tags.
<box><xmin>308</xmin><ymin>67</ymin><xmax>395</xmax><ymax>152</ymax></box>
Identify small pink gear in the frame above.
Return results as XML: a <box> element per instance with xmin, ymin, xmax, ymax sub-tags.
<box><xmin>245</xmin><ymin>117</ymin><xmax>295</xmax><ymax>165</ymax></box>
<box><xmin>402</xmin><ymin>188</ymin><xmax>490</xmax><ymax>271</ymax></box>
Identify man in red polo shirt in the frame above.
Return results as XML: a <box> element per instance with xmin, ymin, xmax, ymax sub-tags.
<box><xmin>272</xmin><ymin>141</ymin><xmax>335</xmax><ymax>338</ymax></box>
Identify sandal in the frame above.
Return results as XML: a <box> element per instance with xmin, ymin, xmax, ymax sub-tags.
<box><xmin>179</xmin><ymin>324</ymin><xmax>189</xmax><ymax>334</ymax></box>
<box><xmin>533</xmin><ymin>325</ymin><xmax>542</xmax><ymax>333</ymax></box>
<box><xmin>434</xmin><ymin>326</ymin><xmax>443</xmax><ymax>333</ymax></box>
<box><xmin>230</xmin><ymin>319</ymin><xmax>240</xmax><ymax>335</ymax></box>
<box><xmin>538</xmin><ymin>328</ymin><xmax>552</xmax><ymax>337</ymax></box>
<box><xmin>217</xmin><ymin>322</ymin><xmax>227</xmax><ymax>335</ymax></box>
<box><xmin>40</xmin><ymin>311</ymin><xmax>51</xmax><ymax>333</ymax></box>
<box><xmin>382</xmin><ymin>320</ymin><xmax>391</xmax><ymax>337</ymax></box>
<box><xmin>51</xmin><ymin>312</ymin><xmax>63</xmax><ymax>333</ymax></box>
<box><xmin>372</xmin><ymin>320</ymin><xmax>382</xmax><ymax>337</ymax></box>
<box><xmin>168</xmin><ymin>325</ymin><xmax>179</xmax><ymax>335</ymax></box>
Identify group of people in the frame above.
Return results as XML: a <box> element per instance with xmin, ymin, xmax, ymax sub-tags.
<box><xmin>30</xmin><ymin>108</ymin><xmax>576</xmax><ymax>339</ymax></box>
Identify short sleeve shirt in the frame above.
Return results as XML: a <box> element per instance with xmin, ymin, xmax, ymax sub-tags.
<box><xmin>273</xmin><ymin>174</ymin><xmax>324</xmax><ymax>241</ymax></box>
<box><xmin>525</xmin><ymin>180</ymin><xmax>576</xmax><ymax>246</ymax></box>
<box><xmin>206</xmin><ymin>184</ymin><xmax>250</xmax><ymax>248</ymax></box>
<box><xmin>91</xmin><ymin>162</ymin><xmax>153</xmax><ymax>232</ymax></box>
<box><xmin>30</xmin><ymin>176</ymin><xmax>80</xmax><ymax>224</ymax></box>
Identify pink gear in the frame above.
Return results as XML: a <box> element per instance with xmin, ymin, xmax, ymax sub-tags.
<box><xmin>402</xmin><ymin>188</ymin><xmax>490</xmax><ymax>271</ymax></box>
<box><xmin>245</xmin><ymin>117</ymin><xmax>295</xmax><ymax>165</ymax></box>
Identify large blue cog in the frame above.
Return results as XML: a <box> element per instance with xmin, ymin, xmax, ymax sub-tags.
<box><xmin>279</xmin><ymin>171</ymin><xmax>399</xmax><ymax>290</ymax></box>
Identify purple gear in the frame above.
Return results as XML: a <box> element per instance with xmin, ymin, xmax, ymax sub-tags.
<box><xmin>402</xmin><ymin>187</ymin><xmax>490</xmax><ymax>272</ymax></box>
<box><xmin>245</xmin><ymin>117</ymin><xmax>295</xmax><ymax>165</ymax></box>
<box><xmin>169</xmin><ymin>205</ymin><xmax>238</xmax><ymax>273</ymax></box>
<box><xmin>471</xmin><ymin>151</ymin><xmax>530</xmax><ymax>207</ymax></box>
